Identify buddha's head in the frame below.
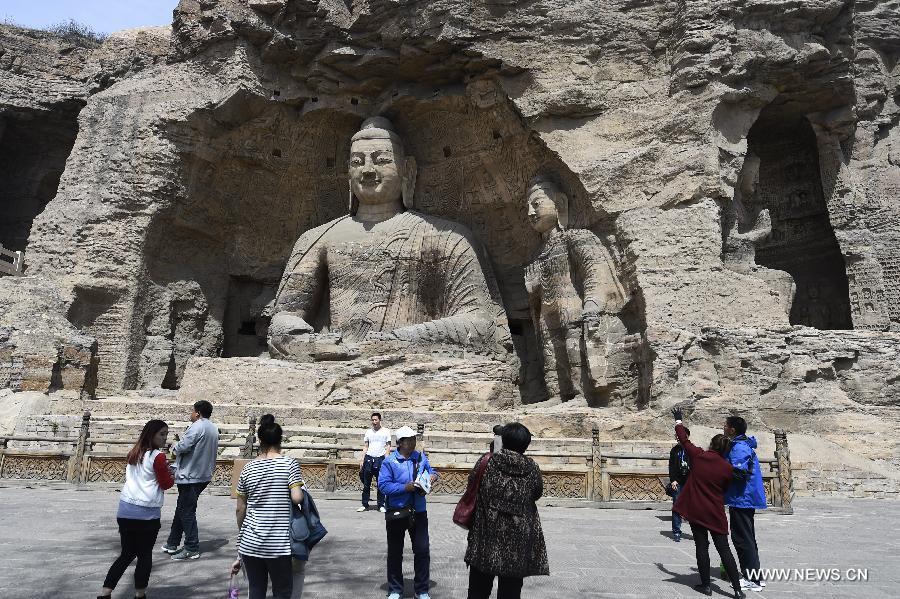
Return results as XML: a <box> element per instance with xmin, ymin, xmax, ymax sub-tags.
<box><xmin>526</xmin><ymin>175</ymin><xmax>568</xmax><ymax>234</ymax></box>
<box><xmin>348</xmin><ymin>117</ymin><xmax>417</xmax><ymax>214</ymax></box>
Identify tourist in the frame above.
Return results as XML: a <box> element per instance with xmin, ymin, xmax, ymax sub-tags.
<box><xmin>162</xmin><ymin>400</ymin><xmax>220</xmax><ymax>560</ymax></box>
<box><xmin>358</xmin><ymin>412</ymin><xmax>391</xmax><ymax>513</ymax></box>
<box><xmin>378</xmin><ymin>425</ymin><xmax>438</xmax><ymax>599</ymax></box>
<box><xmin>724</xmin><ymin>416</ymin><xmax>767</xmax><ymax>592</ymax></box>
<box><xmin>98</xmin><ymin>419</ymin><xmax>174</xmax><ymax>599</ymax></box>
<box><xmin>670</xmin><ymin>408</ymin><xmax>745</xmax><ymax>599</ymax></box>
<box><xmin>667</xmin><ymin>426</ymin><xmax>691</xmax><ymax>542</ymax></box>
<box><xmin>465</xmin><ymin>423</ymin><xmax>549</xmax><ymax>599</ymax></box>
<box><xmin>232</xmin><ymin>414</ymin><xmax>305</xmax><ymax>599</ymax></box>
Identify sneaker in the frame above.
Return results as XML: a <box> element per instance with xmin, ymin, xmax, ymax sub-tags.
<box><xmin>356</xmin><ymin>506</ymin><xmax>368</xmax><ymax>512</ymax></box>
<box><xmin>740</xmin><ymin>578</ymin><xmax>763</xmax><ymax>592</ymax></box>
<box><xmin>387</xmin><ymin>594</ymin><xmax>401</xmax><ymax>599</ymax></box>
<box><xmin>379</xmin><ymin>506</ymin><xmax>387</xmax><ymax>513</ymax></box>
<box><xmin>416</xmin><ymin>594</ymin><xmax>432</xmax><ymax>599</ymax></box>
<box><xmin>160</xmin><ymin>544</ymin><xmax>179</xmax><ymax>554</ymax></box>
<box><xmin>693</xmin><ymin>584</ymin><xmax>712</xmax><ymax>596</ymax></box>
<box><xmin>734</xmin><ymin>591</ymin><xmax>746</xmax><ymax>599</ymax></box>
<box><xmin>170</xmin><ymin>548</ymin><xmax>200</xmax><ymax>560</ymax></box>
<box><xmin>673</xmin><ymin>532</ymin><xmax>681</xmax><ymax>542</ymax></box>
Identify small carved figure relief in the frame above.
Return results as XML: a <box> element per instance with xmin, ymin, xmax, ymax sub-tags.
<box><xmin>523</xmin><ymin>176</ymin><xmax>640</xmax><ymax>407</ymax></box>
<box><xmin>722</xmin><ymin>151</ymin><xmax>796</xmax><ymax>315</ymax></box>
<box><xmin>268</xmin><ymin>117</ymin><xmax>509</xmax><ymax>360</ymax></box>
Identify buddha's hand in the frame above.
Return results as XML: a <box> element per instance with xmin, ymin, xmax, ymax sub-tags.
<box><xmin>269</xmin><ymin>311</ymin><xmax>314</xmax><ymax>336</ymax></box>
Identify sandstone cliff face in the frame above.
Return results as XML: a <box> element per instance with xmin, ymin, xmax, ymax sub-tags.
<box><xmin>2</xmin><ymin>1</ymin><xmax>900</xmax><ymax>486</ymax></box>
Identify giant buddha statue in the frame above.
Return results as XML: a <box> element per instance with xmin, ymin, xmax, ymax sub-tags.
<box><xmin>268</xmin><ymin>117</ymin><xmax>508</xmax><ymax>359</ymax></box>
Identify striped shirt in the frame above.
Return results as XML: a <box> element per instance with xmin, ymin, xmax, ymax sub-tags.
<box><xmin>236</xmin><ymin>455</ymin><xmax>304</xmax><ymax>558</ymax></box>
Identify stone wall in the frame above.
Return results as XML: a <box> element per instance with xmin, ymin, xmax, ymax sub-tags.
<box><xmin>1</xmin><ymin>1</ymin><xmax>899</xmax><ymax>494</ymax></box>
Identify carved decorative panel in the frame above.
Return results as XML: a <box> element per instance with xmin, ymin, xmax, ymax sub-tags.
<box><xmin>764</xmin><ymin>476</ymin><xmax>776</xmax><ymax>506</ymax></box>
<box><xmin>335</xmin><ymin>464</ymin><xmax>366</xmax><ymax>492</ymax></box>
<box><xmin>211</xmin><ymin>461</ymin><xmax>233</xmax><ymax>487</ymax></box>
<box><xmin>86</xmin><ymin>457</ymin><xmax>126</xmax><ymax>482</ymax></box>
<box><xmin>609</xmin><ymin>474</ymin><xmax>667</xmax><ymax>501</ymax></box>
<box><xmin>431</xmin><ymin>468</ymin><xmax>469</xmax><ymax>495</ymax></box>
<box><xmin>543</xmin><ymin>471</ymin><xmax>588</xmax><ymax>499</ymax></box>
<box><xmin>300</xmin><ymin>463</ymin><xmax>328</xmax><ymax>491</ymax></box>
<box><xmin>0</xmin><ymin>454</ymin><xmax>69</xmax><ymax>481</ymax></box>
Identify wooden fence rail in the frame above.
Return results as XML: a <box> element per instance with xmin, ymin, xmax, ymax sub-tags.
<box><xmin>0</xmin><ymin>413</ymin><xmax>794</xmax><ymax>511</ymax></box>
<box><xmin>0</xmin><ymin>243</ymin><xmax>24</xmax><ymax>276</ymax></box>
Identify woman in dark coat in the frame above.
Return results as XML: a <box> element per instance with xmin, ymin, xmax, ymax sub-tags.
<box><xmin>671</xmin><ymin>408</ymin><xmax>745</xmax><ymax>599</ymax></box>
<box><xmin>465</xmin><ymin>423</ymin><xmax>549</xmax><ymax>599</ymax></box>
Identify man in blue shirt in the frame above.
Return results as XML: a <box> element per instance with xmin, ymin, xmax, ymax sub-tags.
<box><xmin>378</xmin><ymin>426</ymin><xmax>437</xmax><ymax>599</ymax></box>
<box><xmin>724</xmin><ymin>416</ymin><xmax>767</xmax><ymax>592</ymax></box>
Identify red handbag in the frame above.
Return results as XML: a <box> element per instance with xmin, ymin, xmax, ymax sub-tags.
<box><xmin>452</xmin><ymin>452</ymin><xmax>491</xmax><ymax>529</ymax></box>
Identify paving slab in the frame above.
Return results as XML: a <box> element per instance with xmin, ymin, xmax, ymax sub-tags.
<box><xmin>0</xmin><ymin>486</ymin><xmax>894</xmax><ymax>598</ymax></box>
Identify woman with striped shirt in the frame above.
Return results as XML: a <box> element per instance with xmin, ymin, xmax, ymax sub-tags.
<box><xmin>232</xmin><ymin>414</ymin><xmax>304</xmax><ymax>599</ymax></box>
<box><xmin>98</xmin><ymin>419</ymin><xmax>174</xmax><ymax>599</ymax></box>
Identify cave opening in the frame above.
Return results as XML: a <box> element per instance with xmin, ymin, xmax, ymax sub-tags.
<box><xmin>222</xmin><ymin>276</ymin><xmax>275</xmax><ymax>358</ymax></box>
<box><xmin>0</xmin><ymin>105</ymin><xmax>81</xmax><ymax>253</ymax></box>
<box><xmin>749</xmin><ymin>111</ymin><xmax>852</xmax><ymax>329</ymax></box>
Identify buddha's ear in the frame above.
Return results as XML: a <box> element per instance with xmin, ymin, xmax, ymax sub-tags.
<box><xmin>402</xmin><ymin>156</ymin><xmax>417</xmax><ymax>210</ymax></box>
<box><xmin>555</xmin><ymin>189</ymin><xmax>569</xmax><ymax>229</ymax></box>
<box><xmin>348</xmin><ymin>179</ymin><xmax>358</xmax><ymax>215</ymax></box>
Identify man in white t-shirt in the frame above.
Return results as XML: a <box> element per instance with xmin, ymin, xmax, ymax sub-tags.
<box><xmin>358</xmin><ymin>412</ymin><xmax>391</xmax><ymax>512</ymax></box>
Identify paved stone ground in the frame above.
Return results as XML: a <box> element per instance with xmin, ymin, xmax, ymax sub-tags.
<box><xmin>0</xmin><ymin>486</ymin><xmax>895</xmax><ymax>598</ymax></box>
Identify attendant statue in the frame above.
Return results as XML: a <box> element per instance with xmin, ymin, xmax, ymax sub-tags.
<box><xmin>524</xmin><ymin>176</ymin><xmax>639</xmax><ymax>406</ymax></box>
<box><xmin>722</xmin><ymin>152</ymin><xmax>795</xmax><ymax>316</ymax></box>
<box><xmin>268</xmin><ymin>117</ymin><xmax>508</xmax><ymax>359</ymax></box>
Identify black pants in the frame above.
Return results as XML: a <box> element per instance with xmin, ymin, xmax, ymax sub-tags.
<box><xmin>730</xmin><ymin>507</ymin><xmax>761</xmax><ymax>583</ymax></box>
<box><xmin>689</xmin><ymin>522</ymin><xmax>741</xmax><ymax>591</ymax></box>
<box><xmin>386</xmin><ymin>511</ymin><xmax>430</xmax><ymax>595</ymax></box>
<box><xmin>166</xmin><ymin>481</ymin><xmax>208</xmax><ymax>551</ymax></box>
<box><xmin>103</xmin><ymin>518</ymin><xmax>161</xmax><ymax>590</ymax></box>
<box><xmin>467</xmin><ymin>565</ymin><xmax>524</xmax><ymax>599</ymax></box>
<box><xmin>361</xmin><ymin>455</ymin><xmax>385</xmax><ymax>508</ymax></box>
<box><xmin>241</xmin><ymin>554</ymin><xmax>293</xmax><ymax>599</ymax></box>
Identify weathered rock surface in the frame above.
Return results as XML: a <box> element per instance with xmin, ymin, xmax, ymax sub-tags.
<box><xmin>1</xmin><ymin>1</ymin><xmax>899</xmax><ymax>495</ymax></box>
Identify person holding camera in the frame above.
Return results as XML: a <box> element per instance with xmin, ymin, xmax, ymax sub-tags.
<box><xmin>667</xmin><ymin>426</ymin><xmax>691</xmax><ymax>542</ymax></box>
<box><xmin>377</xmin><ymin>426</ymin><xmax>438</xmax><ymax>599</ymax></box>
<box><xmin>670</xmin><ymin>408</ymin><xmax>745</xmax><ymax>599</ymax></box>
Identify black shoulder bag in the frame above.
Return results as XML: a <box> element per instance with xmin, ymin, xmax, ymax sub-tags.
<box><xmin>384</xmin><ymin>454</ymin><xmax>420</xmax><ymax>528</ymax></box>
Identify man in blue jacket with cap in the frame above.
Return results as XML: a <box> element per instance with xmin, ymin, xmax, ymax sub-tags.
<box><xmin>724</xmin><ymin>416</ymin><xmax>767</xmax><ymax>592</ymax></box>
<box><xmin>378</xmin><ymin>425</ymin><xmax>437</xmax><ymax>599</ymax></box>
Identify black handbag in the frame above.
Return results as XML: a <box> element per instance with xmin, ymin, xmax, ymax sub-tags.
<box><xmin>384</xmin><ymin>455</ymin><xmax>420</xmax><ymax>526</ymax></box>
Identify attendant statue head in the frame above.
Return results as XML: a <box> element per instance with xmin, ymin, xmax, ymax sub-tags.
<box><xmin>526</xmin><ymin>175</ymin><xmax>568</xmax><ymax>234</ymax></box>
<box><xmin>348</xmin><ymin>117</ymin><xmax>417</xmax><ymax>214</ymax></box>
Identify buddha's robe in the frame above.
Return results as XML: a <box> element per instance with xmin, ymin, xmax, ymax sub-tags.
<box><xmin>273</xmin><ymin>210</ymin><xmax>506</xmax><ymax>350</ymax></box>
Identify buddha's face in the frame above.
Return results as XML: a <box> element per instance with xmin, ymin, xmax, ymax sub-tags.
<box><xmin>527</xmin><ymin>184</ymin><xmax>560</xmax><ymax>234</ymax></box>
<box><xmin>349</xmin><ymin>137</ymin><xmax>404</xmax><ymax>205</ymax></box>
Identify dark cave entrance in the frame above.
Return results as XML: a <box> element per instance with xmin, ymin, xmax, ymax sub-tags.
<box><xmin>222</xmin><ymin>276</ymin><xmax>275</xmax><ymax>358</ymax></box>
<box><xmin>0</xmin><ymin>105</ymin><xmax>81</xmax><ymax>253</ymax></box>
<box><xmin>749</xmin><ymin>112</ymin><xmax>853</xmax><ymax>330</ymax></box>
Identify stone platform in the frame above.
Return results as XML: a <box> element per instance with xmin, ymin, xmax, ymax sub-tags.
<box><xmin>0</xmin><ymin>487</ymin><xmax>894</xmax><ymax>598</ymax></box>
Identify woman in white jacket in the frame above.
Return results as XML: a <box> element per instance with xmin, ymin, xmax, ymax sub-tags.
<box><xmin>98</xmin><ymin>419</ymin><xmax>175</xmax><ymax>599</ymax></box>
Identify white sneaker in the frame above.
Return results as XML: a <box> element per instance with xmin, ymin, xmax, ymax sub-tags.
<box><xmin>740</xmin><ymin>579</ymin><xmax>763</xmax><ymax>592</ymax></box>
<box><xmin>416</xmin><ymin>594</ymin><xmax>432</xmax><ymax>599</ymax></box>
<box><xmin>379</xmin><ymin>506</ymin><xmax>387</xmax><ymax>513</ymax></box>
<box><xmin>356</xmin><ymin>506</ymin><xmax>368</xmax><ymax>512</ymax></box>
<box><xmin>387</xmin><ymin>594</ymin><xmax>401</xmax><ymax>599</ymax></box>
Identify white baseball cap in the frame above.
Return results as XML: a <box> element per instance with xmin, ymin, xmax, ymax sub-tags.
<box><xmin>394</xmin><ymin>426</ymin><xmax>416</xmax><ymax>440</ymax></box>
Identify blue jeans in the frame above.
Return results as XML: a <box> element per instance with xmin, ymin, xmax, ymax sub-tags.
<box><xmin>671</xmin><ymin>485</ymin><xmax>683</xmax><ymax>535</ymax></box>
<box><xmin>166</xmin><ymin>482</ymin><xmax>208</xmax><ymax>551</ymax></box>
<box><xmin>361</xmin><ymin>455</ymin><xmax>385</xmax><ymax>508</ymax></box>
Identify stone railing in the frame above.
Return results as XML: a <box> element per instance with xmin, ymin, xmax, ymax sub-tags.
<box><xmin>0</xmin><ymin>243</ymin><xmax>24</xmax><ymax>276</ymax></box>
<box><xmin>0</xmin><ymin>413</ymin><xmax>794</xmax><ymax>512</ymax></box>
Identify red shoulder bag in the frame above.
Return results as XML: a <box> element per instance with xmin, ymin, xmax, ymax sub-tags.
<box><xmin>452</xmin><ymin>452</ymin><xmax>491</xmax><ymax>529</ymax></box>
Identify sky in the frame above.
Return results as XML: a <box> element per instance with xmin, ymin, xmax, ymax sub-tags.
<box><xmin>1</xmin><ymin>0</ymin><xmax>178</xmax><ymax>34</ymax></box>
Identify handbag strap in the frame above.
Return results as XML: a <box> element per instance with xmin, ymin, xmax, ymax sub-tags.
<box><xmin>473</xmin><ymin>451</ymin><xmax>491</xmax><ymax>488</ymax></box>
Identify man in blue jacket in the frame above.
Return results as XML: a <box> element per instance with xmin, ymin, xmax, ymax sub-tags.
<box><xmin>378</xmin><ymin>426</ymin><xmax>437</xmax><ymax>599</ymax></box>
<box><xmin>724</xmin><ymin>416</ymin><xmax>766</xmax><ymax>592</ymax></box>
